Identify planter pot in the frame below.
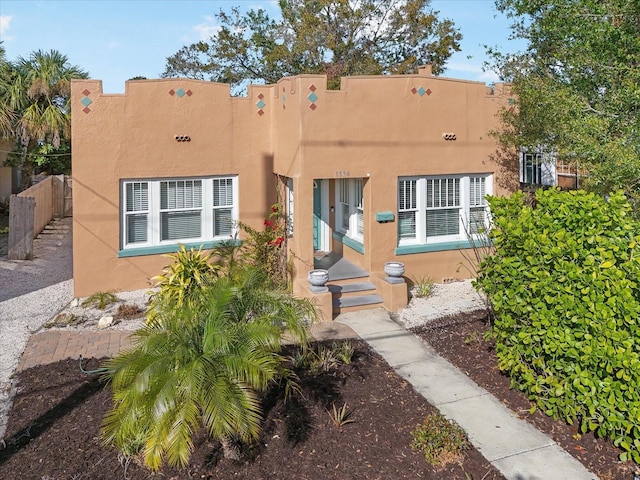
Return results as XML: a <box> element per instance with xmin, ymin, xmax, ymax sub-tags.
<box><xmin>384</xmin><ymin>262</ymin><xmax>405</xmax><ymax>278</ymax></box>
<box><xmin>308</xmin><ymin>269</ymin><xmax>329</xmax><ymax>287</ymax></box>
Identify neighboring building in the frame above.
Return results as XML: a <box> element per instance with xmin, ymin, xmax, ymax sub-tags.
<box><xmin>71</xmin><ymin>67</ymin><xmax>515</xmax><ymax>315</ymax></box>
<box><xmin>0</xmin><ymin>140</ymin><xmax>16</xmax><ymax>202</ymax></box>
<box><xmin>519</xmin><ymin>149</ymin><xmax>582</xmax><ymax>190</ymax></box>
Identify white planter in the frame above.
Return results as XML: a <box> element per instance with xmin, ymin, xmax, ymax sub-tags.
<box><xmin>384</xmin><ymin>261</ymin><xmax>405</xmax><ymax>278</ymax></box>
<box><xmin>308</xmin><ymin>269</ymin><xmax>329</xmax><ymax>287</ymax></box>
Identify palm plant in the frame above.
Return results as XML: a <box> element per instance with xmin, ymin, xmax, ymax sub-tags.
<box><xmin>2</xmin><ymin>49</ymin><xmax>87</xmax><ymax>187</ymax></box>
<box><xmin>102</xmin><ymin>267</ymin><xmax>316</xmax><ymax>470</ymax></box>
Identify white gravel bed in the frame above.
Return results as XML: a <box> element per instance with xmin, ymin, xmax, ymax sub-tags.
<box><xmin>395</xmin><ymin>279</ymin><xmax>489</xmax><ymax>329</ymax></box>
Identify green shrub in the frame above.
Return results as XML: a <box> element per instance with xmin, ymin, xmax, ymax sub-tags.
<box><xmin>476</xmin><ymin>189</ymin><xmax>640</xmax><ymax>462</ymax></box>
<box><xmin>411</xmin><ymin>413</ymin><xmax>468</xmax><ymax>466</ymax></box>
<box><xmin>148</xmin><ymin>245</ymin><xmax>217</xmax><ymax>319</ymax></box>
<box><xmin>411</xmin><ymin>275</ymin><xmax>435</xmax><ymax>298</ymax></box>
<box><xmin>82</xmin><ymin>291</ymin><xmax>118</xmax><ymax>310</ymax></box>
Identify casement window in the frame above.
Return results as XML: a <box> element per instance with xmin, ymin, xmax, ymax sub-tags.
<box><xmin>397</xmin><ymin>175</ymin><xmax>491</xmax><ymax>246</ymax></box>
<box><xmin>522</xmin><ymin>152</ymin><xmax>543</xmax><ymax>184</ymax></box>
<box><xmin>520</xmin><ymin>149</ymin><xmax>557</xmax><ymax>186</ymax></box>
<box><xmin>122</xmin><ymin>176</ymin><xmax>238</xmax><ymax>249</ymax></box>
<box><xmin>336</xmin><ymin>178</ymin><xmax>364</xmax><ymax>242</ymax></box>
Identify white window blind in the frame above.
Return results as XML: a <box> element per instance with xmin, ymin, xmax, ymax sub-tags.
<box><xmin>213</xmin><ymin>178</ymin><xmax>233</xmax><ymax>237</ymax></box>
<box><xmin>398</xmin><ymin>179</ymin><xmax>417</xmax><ymax>240</ymax></box>
<box><xmin>469</xmin><ymin>176</ymin><xmax>487</xmax><ymax>235</ymax></box>
<box><xmin>426</xmin><ymin>178</ymin><xmax>460</xmax><ymax>237</ymax></box>
<box><xmin>125</xmin><ymin>182</ymin><xmax>148</xmax><ymax>244</ymax></box>
<box><xmin>160</xmin><ymin>180</ymin><xmax>202</xmax><ymax>241</ymax></box>
<box><xmin>122</xmin><ymin>176</ymin><xmax>237</xmax><ymax>250</ymax></box>
<box><xmin>398</xmin><ymin>175</ymin><xmax>491</xmax><ymax>246</ymax></box>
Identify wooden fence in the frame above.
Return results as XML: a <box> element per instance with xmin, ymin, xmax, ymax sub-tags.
<box><xmin>8</xmin><ymin>175</ymin><xmax>71</xmax><ymax>260</ymax></box>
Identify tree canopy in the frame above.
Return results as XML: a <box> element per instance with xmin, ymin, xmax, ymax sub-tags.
<box><xmin>0</xmin><ymin>48</ymin><xmax>87</xmax><ymax>185</ymax></box>
<box><xmin>163</xmin><ymin>0</ymin><xmax>461</xmax><ymax>91</ymax></box>
<box><xmin>490</xmin><ymin>0</ymin><xmax>640</xmax><ymax>200</ymax></box>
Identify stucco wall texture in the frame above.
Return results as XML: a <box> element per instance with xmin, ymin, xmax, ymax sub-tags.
<box><xmin>71</xmin><ymin>68</ymin><xmax>514</xmax><ymax>298</ymax></box>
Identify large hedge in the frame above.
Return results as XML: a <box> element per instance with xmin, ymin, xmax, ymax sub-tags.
<box><xmin>476</xmin><ymin>189</ymin><xmax>640</xmax><ymax>462</ymax></box>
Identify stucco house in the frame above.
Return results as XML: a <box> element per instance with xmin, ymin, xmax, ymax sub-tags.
<box><xmin>71</xmin><ymin>67</ymin><xmax>515</xmax><ymax>319</ymax></box>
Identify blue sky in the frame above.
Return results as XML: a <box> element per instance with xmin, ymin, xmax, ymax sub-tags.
<box><xmin>0</xmin><ymin>0</ymin><xmax>526</xmax><ymax>94</ymax></box>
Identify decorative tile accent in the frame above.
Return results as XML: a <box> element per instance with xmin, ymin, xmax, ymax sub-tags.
<box><xmin>308</xmin><ymin>84</ymin><xmax>318</xmax><ymax>110</ymax></box>
<box><xmin>256</xmin><ymin>93</ymin><xmax>266</xmax><ymax>116</ymax></box>
<box><xmin>169</xmin><ymin>88</ymin><xmax>193</xmax><ymax>98</ymax></box>
<box><xmin>411</xmin><ymin>86</ymin><xmax>432</xmax><ymax>97</ymax></box>
<box><xmin>282</xmin><ymin>87</ymin><xmax>286</xmax><ymax>109</ymax></box>
<box><xmin>81</xmin><ymin>89</ymin><xmax>92</xmax><ymax>114</ymax></box>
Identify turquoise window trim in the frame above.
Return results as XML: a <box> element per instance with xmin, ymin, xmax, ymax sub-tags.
<box><xmin>332</xmin><ymin>232</ymin><xmax>364</xmax><ymax>254</ymax></box>
<box><xmin>395</xmin><ymin>240</ymin><xmax>472</xmax><ymax>255</ymax></box>
<box><xmin>117</xmin><ymin>239</ymin><xmax>241</xmax><ymax>258</ymax></box>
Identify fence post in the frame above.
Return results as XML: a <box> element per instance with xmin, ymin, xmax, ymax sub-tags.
<box><xmin>53</xmin><ymin>174</ymin><xmax>64</xmax><ymax>218</ymax></box>
<box><xmin>8</xmin><ymin>194</ymin><xmax>35</xmax><ymax>260</ymax></box>
<box><xmin>63</xmin><ymin>176</ymin><xmax>73</xmax><ymax>217</ymax></box>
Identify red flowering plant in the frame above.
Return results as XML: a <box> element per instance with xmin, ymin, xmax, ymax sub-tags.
<box><xmin>238</xmin><ymin>203</ymin><xmax>288</xmax><ymax>288</ymax></box>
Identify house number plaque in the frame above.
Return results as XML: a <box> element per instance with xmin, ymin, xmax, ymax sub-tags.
<box><xmin>336</xmin><ymin>170</ymin><xmax>350</xmax><ymax>177</ymax></box>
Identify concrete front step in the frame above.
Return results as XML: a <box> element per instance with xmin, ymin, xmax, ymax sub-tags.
<box><xmin>333</xmin><ymin>294</ymin><xmax>384</xmax><ymax>309</ymax></box>
<box><xmin>327</xmin><ymin>281</ymin><xmax>376</xmax><ymax>294</ymax></box>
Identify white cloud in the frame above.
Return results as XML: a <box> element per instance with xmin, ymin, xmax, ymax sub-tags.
<box><xmin>0</xmin><ymin>15</ymin><xmax>12</xmax><ymax>39</ymax></box>
<box><xmin>445</xmin><ymin>62</ymin><xmax>484</xmax><ymax>74</ymax></box>
<box><xmin>477</xmin><ymin>70</ymin><xmax>501</xmax><ymax>83</ymax></box>
<box><xmin>193</xmin><ymin>16</ymin><xmax>220</xmax><ymax>41</ymax></box>
<box><xmin>107</xmin><ymin>40</ymin><xmax>121</xmax><ymax>50</ymax></box>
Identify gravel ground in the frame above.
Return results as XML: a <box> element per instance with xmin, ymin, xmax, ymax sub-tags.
<box><xmin>395</xmin><ymin>280</ymin><xmax>489</xmax><ymax>329</ymax></box>
<box><xmin>0</xmin><ymin>217</ymin><xmax>74</xmax><ymax>439</ymax></box>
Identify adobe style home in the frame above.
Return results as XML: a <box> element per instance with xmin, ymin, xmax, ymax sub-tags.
<box><xmin>71</xmin><ymin>66</ymin><xmax>516</xmax><ymax>319</ymax></box>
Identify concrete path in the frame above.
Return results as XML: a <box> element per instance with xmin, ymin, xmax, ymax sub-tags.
<box><xmin>336</xmin><ymin>308</ymin><xmax>599</xmax><ymax>480</ymax></box>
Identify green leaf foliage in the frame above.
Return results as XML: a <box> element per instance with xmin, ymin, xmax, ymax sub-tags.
<box><xmin>490</xmin><ymin>0</ymin><xmax>640</xmax><ymax>206</ymax></box>
<box><xmin>476</xmin><ymin>189</ymin><xmax>640</xmax><ymax>462</ymax></box>
<box><xmin>102</xmin><ymin>267</ymin><xmax>316</xmax><ymax>470</ymax></box>
<box><xmin>162</xmin><ymin>0</ymin><xmax>461</xmax><ymax>92</ymax></box>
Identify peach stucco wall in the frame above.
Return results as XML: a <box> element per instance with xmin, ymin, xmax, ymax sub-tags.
<box><xmin>72</xmin><ymin>70</ymin><xmax>515</xmax><ymax>297</ymax></box>
<box><xmin>71</xmin><ymin>79</ymin><xmax>276</xmax><ymax>296</ymax></box>
<box><xmin>270</xmin><ymin>70</ymin><xmax>513</xmax><ymax>284</ymax></box>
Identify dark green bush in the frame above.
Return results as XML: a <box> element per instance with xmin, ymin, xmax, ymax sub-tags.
<box><xmin>476</xmin><ymin>189</ymin><xmax>640</xmax><ymax>462</ymax></box>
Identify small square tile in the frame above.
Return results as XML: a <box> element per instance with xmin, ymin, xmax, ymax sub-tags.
<box><xmin>309</xmin><ymin>103</ymin><xmax>317</xmax><ymax>111</ymax></box>
<box><xmin>82</xmin><ymin>89</ymin><xmax>91</xmax><ymax>96</ymax></box>
<box><xmin>309</xmin><ymin>84</ymin><xmax>316</xmax><ymax>92</ymax></box>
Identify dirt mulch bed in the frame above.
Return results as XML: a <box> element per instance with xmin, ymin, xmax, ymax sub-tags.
<box><xmin>413</xmin><ymin>311</ymin><xmax>636</xmax><ymax>480</ymax></box>
<box><xmin>0</xmin><ymin>340</ymin><xmax>504</xmax><ymax>480</ymax></box>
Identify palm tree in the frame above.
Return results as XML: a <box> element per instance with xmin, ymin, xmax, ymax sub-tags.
<box><xmin>4</xmin><ymin>49</ymin><xmax>87</xmax><ymax>188</ymax></box>
<box><xmin>0</xmin><ymin>43</ymin><xmax>16</xmax><ymax>140</ymax></box>
<box><xmin>101</xmin><ymin>267</ymin><xmax>316</xmax><ymax>470</ymax></box>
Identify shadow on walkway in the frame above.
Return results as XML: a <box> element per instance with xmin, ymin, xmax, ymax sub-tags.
<box><xmin>0</xmin><ymin>217</ymin><xmax>73</xmax><ymax>303</ymax></box>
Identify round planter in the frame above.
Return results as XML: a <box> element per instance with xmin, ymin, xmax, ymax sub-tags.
<box><xmin>308</xmin><ymin>269</ymin><xmax>329</xmax><ymax>287</ymax></box>
<box><xmin>384</xmin><ymin>261</ymin><xmax>405</xmax><ymax>278</ymax></box>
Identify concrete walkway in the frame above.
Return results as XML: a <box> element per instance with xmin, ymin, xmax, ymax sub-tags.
<box><xmin>336</xmin><ymin>308</ymin><xmax>598</xmax><ymax>480</ymax></box>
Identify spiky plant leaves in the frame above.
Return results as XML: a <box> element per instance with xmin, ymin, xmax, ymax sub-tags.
<box><xmin>102</xmin><ymin>268</ymin><xmax>316</xmax><ymax>470</ymax></box>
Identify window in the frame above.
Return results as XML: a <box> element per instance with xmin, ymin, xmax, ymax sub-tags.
<box><xmin>397</xmin><ymin>175</ymin><xmax>491</xmax><ymax>246</ymax></box>
<box><xmin>522</xmin><ymin>152</ymin><xmax>543</xmax><ymax>184</ymax></box>
<box><xmin>336</xmin><ymin>178</ymin><xmax>364</xmax><ymax>242</ymax></box>
<box><xmin>122</xmin><ymin>176</ymin><xmax>238</xmax><ymax>250</ymax></box>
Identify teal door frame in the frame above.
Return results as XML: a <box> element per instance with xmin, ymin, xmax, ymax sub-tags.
<box><xmin>313</xmin><ymin>180</ymin><xmax>330</xmax><ymax>252</ymax></box>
